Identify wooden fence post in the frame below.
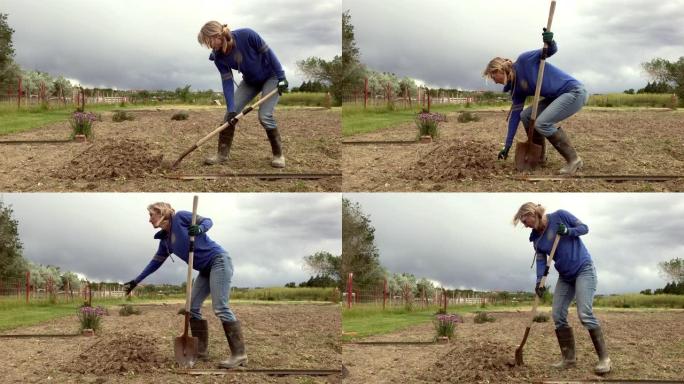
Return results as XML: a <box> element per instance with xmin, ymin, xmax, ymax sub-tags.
<box><xmin>346</xmin><ymin>273</ymin><xmax>353</xmax><ymax>309</ymax></box>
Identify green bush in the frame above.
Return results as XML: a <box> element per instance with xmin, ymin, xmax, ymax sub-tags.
<box><xmin>171</xmin><ymin>111</ymin><xmax>189</xmax><ymax>120</ymax></box>
<box><xmin>112</xmin><ymin>110</ymin><xmax>134</xmax><ymax>122</ymax></box>
<box><xmin>457</xmin><ymin>111</ymin><xmax>480</xmax><ymax>123</ymax></box>
<box><xmin>119</xmin><ymin>304</ymin><xmax>141</xmax><ymax>316</ymax></box>
<box><xmin>69</xmin><ymin>111</ymin><xmax>97</xmax><ymax>139</ymax></box>
<box><xmin>473</xmin><ymin>311</ymin><xmax>496</xmax><ymax>324</ymax></box>
<box><xmin>533</xmin><ymin>313</ymin><xmax>550</xmax><ymax>323</ymax></box>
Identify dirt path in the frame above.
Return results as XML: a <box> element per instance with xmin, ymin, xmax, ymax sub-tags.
<box><xmin>342</xmin><ymin>110</ymin><xmax>684</xmax><ymax>192</ymax></box>
<box><xmin>1</xmin><ymin>302</ymin><xmax>342</xmax><ymax>383</ymax></box>
<box><xmin>342</xmin><ymin>309</ymin><xmax>684</xmax><ymax>383</ymax></box>
<box><xmin>0</xmin><ymin>108</ymin><xmax>340</xmax><ymax>192</ymax></box>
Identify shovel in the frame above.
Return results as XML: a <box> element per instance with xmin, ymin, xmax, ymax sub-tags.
<box><xmin>174</xmin><ymin>195</ymin><xmax>200</xmax><ymax>368</ymax></box>
<box><xmin>169</xmin><ymin>88</ymin><xmax>279</xmax><ymax>169</ymax></box>
<box><xmin>514</xmin><ymin>233</ymin><xmax>560</xmax><ymax>366</ymax></box>
<box><xmin>514</xmin><ymin>0</ymin><xmax>556</xmax><ymax>171</ymax></box>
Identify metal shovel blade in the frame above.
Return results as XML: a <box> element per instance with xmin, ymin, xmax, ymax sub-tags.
<box><xmin>174</xmin><ymin>335</ymin><xmax>199</xmax><ymax>368</ymax></box>
<box><xmin>514</xmin><ymin>140</ymin><xmax>543</xmax><ymax>171</ymax></box>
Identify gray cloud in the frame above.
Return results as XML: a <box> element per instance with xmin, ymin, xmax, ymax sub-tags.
<box><xmin>4</xmin><ymin>0</ymin><xmax>341</xmax><ymax>90</ymax></box>
<box><xmin>1</xmin><ymin>193</ymin><xmax>341</xmax><ymax>287</ymax></box>
<box><xmin>344</xmin><ymin>0</ymin><xmax>684</xmax><ymax>92</ymax></box>
<box><xmin>345</xmin><ymin>193</ymin><xmax>684</xmax><ymax>294</ymax></box>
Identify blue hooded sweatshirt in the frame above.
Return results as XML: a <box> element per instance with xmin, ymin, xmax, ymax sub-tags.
<box><xmin>532</xmin><ymin>209</ymin><xmax>592</xmax><ymax>283</ymax></box>
<box><xmin>210</xmin><ymin>28</ymin><xmax>286</xmax><ymax>113</ymax></box>
<box><xmin>134</xmin><ymin>211</ymin><xmax>227</xmax><ymax>284</ymax></box>
<box><xmin>503</xmin><ymin>41</ymin><xmax>582</xmax><ymax>148</ymax></box>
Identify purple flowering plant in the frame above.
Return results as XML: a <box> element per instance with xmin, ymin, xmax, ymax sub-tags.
<box><xmin>70</xmin><ymin>111</ymin><xmax>98</xmax><ymax>139</ymax></box>
<box><xmin>434</xmin><ymin>313</ymin><xmax>463</xmax><ymax>338</ymax></box>
<box><xmin>77</xmin><ymin>305</ymin><xmax>107</xmax><ymax>331</ymax></box>
<box><xmin>415</xmin><ymin>111</ymin><xmax>447</xmax><ymax>138</ymax></box>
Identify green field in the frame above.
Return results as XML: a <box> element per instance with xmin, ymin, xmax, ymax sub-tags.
<box><xmin>343</xmin><ymin>294</ymin><xmax>684</xmax><ymax>340</ymax></box>
<box><xmin>0</xmin><ymin>92</ymin><xmax>330</xmax><ymax>136</ymax></box>
<box><xmin>342</xmin><ymin>93</ymin><xmax>677</xmax><ymax>136</ymax></box>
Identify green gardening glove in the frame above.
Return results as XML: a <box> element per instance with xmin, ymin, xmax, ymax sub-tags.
<box><xmin>498</xmin><ymin>146</ymin><xmax>510</xmax><ymax>160</ymax></box>
<box><xmin>277</xmin><ymin>79</ymin><xmax>289</xmax><ymax>95</ymax></box>
<box><xmin>542</xmin><ymin>28</ymin><xmax>554</xmax><ymax>44</ymax></box>
<box><xmin>188</xmin><ymin>225</ymin><xmax>203</xmax><ymax>236</ymax></box>
<box><xmin>557</xmin><ymin>223</ymin><xmax>569</xmax><ymax>236</ymax></box>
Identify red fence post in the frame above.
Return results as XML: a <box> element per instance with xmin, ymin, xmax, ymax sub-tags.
<box><xmin>346</xmin><ymin>273</ymin><xmax>353</xmax><ymax>309</ymax></box>
<box><xmin>427</xmin><ymin>89</ymin><xmax>431</xmax><ymax>112</ymax></box>
<box><xmin>25</xmin><ymin>270</ymin><xmax>30</xmax><ymax>304</ymax></box>
<box><xmin>383</xmin><ymin>278</ymin><xmax>388</xmax><ymax>310</ymax></box>
<box><xmin>17</xmin><ymin>76</ymin><xmax>22</xmax><ymax>109</ymax></box>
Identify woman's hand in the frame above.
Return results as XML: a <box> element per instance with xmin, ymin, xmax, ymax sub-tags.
<box><xmin>188</xmin><ymin>225</ymin><xmax>203</xmax><ymax>236</ymax></box>
<box><xmin>498</xmin><ymin>146</ymin><xmax>510</xmax><ymax>160</ymax></box>
<box><xmin>557</xmin><ymin>223</ymin><xmax>569</xmax><ymax>236</ymax></box>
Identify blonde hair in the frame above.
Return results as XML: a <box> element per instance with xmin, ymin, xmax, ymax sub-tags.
<box><xmin>483</xmin><ymin>57</ymin><xmax>515</xmax><ymax>84</ymax></box>
<box><xmin>147</xmin><ymin>202</ymin><xmax>175</xmax><ymax>227</ymax></box>
<box><xmin>512</xmin><ymin>202</ymin><xmax>545</xmax><ymax>226</ymax></box>
<box><xmin>197</xmin><ymin>21</ymin><xmax>235</xmax><ymax>53</ymax></box>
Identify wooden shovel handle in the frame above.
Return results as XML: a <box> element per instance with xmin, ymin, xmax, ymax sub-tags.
<box><xmin>528</xmin><ymin>1</ymin><xmax>556</xmax><ymax>137</ymax></box>
<box><xmin>183</xmin><ymin>195</ymin><xmax>199</xmax><ymax>337</ymax></box>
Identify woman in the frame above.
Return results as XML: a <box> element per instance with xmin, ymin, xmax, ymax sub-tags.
<box><xmin>483</xmin><ymin>30</ymin><xmax>587</xmax><ymax>174</ymax></box>
<box><xmin>124</xmin><ymin>202</ymin><xmax>247</xmax><ymax>369</ymax></box>
<box><xmin>197</xmin><ymin>21</ymin><xmax>288</xmax><ymax>168</ymax></box>
<box><xmin>513</xmin><ymin>202</ymin><xmax>610</xmax><ymax>374</ymax></box>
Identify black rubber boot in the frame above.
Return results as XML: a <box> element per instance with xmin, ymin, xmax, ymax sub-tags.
<box><xmin>589</xmin><ymin>327</ymin><xmax>611</xmax><ymax>374</ymax></box>
<box><xmin>218</xmin><ymin>320</ymin><xmax>248</xmax><ymax>369</ymax></box>
<box><xmin>531</xmin><ymin>129</ymin><xmax>547</xmax><ymax>165</ymax></box>
<box><xmin>189</xmin><ymin>318</ymin><xmax>209</xmax><ymax>361</ymax></box>
<box><xmin>551</xmin><ymin>326</ymin><xmax>576</xmax><ymax>369</ymax></box>
<box><xmin>546</xmin><ymin>128</ymin><xmax>583</xmax><ymax>174</ymax></box>
<box><xmin>265</xmin><ymin>128</ymin><xmax>285</xmax><ymax>168</ymax></box>
<box><xmin>204</xmin><ymin>124</ymin><xmax>235</xmax><ymax>165</ymax></box>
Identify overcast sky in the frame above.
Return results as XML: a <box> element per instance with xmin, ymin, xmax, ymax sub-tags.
<box><xmin>345</xmin><ymin>193</ymin><xmax>684</xmax><ymax>295</ymax></box>
<box><xmin>3</xmin><ymin>0</ymin><xmax>340</xmax><ymax>91</ymax></box>
<box><xmin>1</xmin><ymin>193</ymin><xmax>341</xmax><ymax>288</ymax></box>
<box><xmin>344</xmin><ymin>0</ymin><xmax>684</xmax><ymax>93</ymax></box>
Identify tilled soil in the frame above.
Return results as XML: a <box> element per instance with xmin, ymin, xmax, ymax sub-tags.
<box><xmin>2</xmin><ymin>302</ymin><xmax>342</xmax><ymax>383</ymax></box>
<box><xmin>0</xmin><ymin>107</ymin><xmax>340</xmax><ymax>192</ymax></box>
<box><xmin>401</xmin><ymin>139</ymin><xmax>509</xmax><ymax>181</ymax></box>
<box><xmin>343</xmin><ymin>109</ymin><xmax>684</xmax><ymax>192</ymax></box>
<box><xmin>342</xmin><ymin>309</ymin><xmax>684</xmax><ymax>384</ymax></box>
<box><xmin>55</xmin><ymin>139</ymin><xmax>164</xmax><ymax>181</ymax></box>
<box><xmin>64</xmin><ymin>331</ymin><xmax>171</xmax><ymax>375</ymax></box>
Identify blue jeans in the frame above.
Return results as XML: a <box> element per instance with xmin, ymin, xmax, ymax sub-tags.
<box><xmin>552</xmin><ymin>261</ymin><xmax>600</xmax><ymax>330</ymax></box>
<box><xmin>520</xmin><ymin>86</ymin><xmax>588</xmax><ymax>137</ymax></box>
<box><xmin>233</xmin><ymin>76</ymin><xmax>280</xmax><ymax>131</ymax></box>
<box><xmin>189</xmin><ymin>253</ymin><xmax>236</xmax><ymax>323</ymax></box>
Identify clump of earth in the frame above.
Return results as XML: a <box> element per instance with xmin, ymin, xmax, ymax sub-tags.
<box><xmin>63</xmin><ymin>331</ymin><xmax>172</xmax><ymax>375</ymax></box>
<box><xmin>55</xmin><ymin>138</ymin><xmax>164</xmax><ymax>180</ymax></box>
<box><xmin>401</xmin><ymin>139</ymin><xmax>509</xmax><ymax>181</ymax></box>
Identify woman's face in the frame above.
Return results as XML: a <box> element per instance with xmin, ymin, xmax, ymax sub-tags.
<box><xmin>520</xmin><ymin>213</ymin><xmax>538</xmax><ymax>229</ymax></box>
<box><xmin>491</xmin><ymin>70</ymin><xmax>506</xmax><ymax>85</ymax></box>
<box><xmin>209</xmin><ymin>35</ymin><xmax>224</xmax><ymax>50</ymax></box>
<box><xmin>149</xmin><ymin>210</ymin><xmax>163</xmax><ymax>228</ymax></box>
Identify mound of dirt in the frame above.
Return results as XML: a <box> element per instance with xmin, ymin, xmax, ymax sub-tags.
<box><xmin>401</xmin><ymin>139</ymin><xmax>509</xmax><ymax>181</ymax></box>
<box><xmin>63</xmin><ymin>332</ymin><xmax>172</xmax><ymax>375</ymax></box>
<box><xmin>56</xmin><ymin>138</ymin><xmax>163</xmax><ymax>180</ymax></box>
<box><xmin>419</xmin><ymin>340</ymin><xmax>526</xmax><ymax>383</ymax></box>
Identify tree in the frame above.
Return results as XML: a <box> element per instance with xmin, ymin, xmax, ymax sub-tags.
<box><xmin>0</xmin><ymin>13</ymin><xmax>15</xmax><ymax>84</ymax></box>
<box><xmin>175</xmin><ymin>84</ymin><xmax>192</xmax><ymax>103</ymax></box>
<box><xmin>642</xmin><ymin>57</ymin><xmax>684</xmax><ymax>105</ymax></box>
<box><xmin>303</xmin><ymin>250</ymin><xmax>342</xmax><ymax>288</ymax></box>
<box><xmin>297</xmin><ymin>10</ymin><xmax>366</xmax><ymax>105</ymax></box>
<box><xmin>0</xmin><ymin>201</ymin><xmax>27</xmax><ymax>279</ymax></box>
<box><xmin>658</xmin><ymin>257</ymin><xmax>684</xmax><ymax>284</ymax></box>
<box><xmin>342</xmin><ymin>198</ymin><xmax>384</xmax><ymax>290</ymax></box>
<box><xmin>284</xmin><ymin>282</ymin><xmax>296</xmax><ymax>288</ymax></box>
